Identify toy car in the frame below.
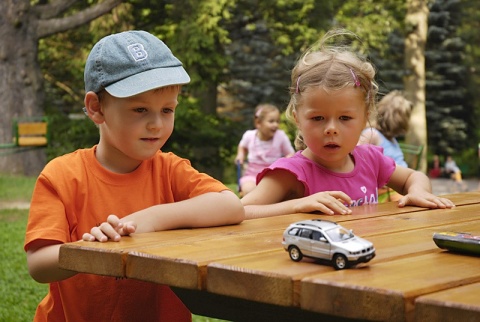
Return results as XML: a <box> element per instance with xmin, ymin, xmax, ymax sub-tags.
<box><xmin>282</xmin><ymin>219</ymin><xmax>375</xmax><ymax>270</ymax></box>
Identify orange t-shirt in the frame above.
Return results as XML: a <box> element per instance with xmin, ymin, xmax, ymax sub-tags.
<box><xmin>24</xmin><ymin>147</ymin><xmax>229</xmax><ymax>322</ymax></box>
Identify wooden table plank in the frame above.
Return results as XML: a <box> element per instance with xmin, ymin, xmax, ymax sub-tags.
<box><xmin>369</xmin><ymin>221</ymin><xmax>480</xmax><ymax>263</ymax></box>
<box><xmin>415</xmin><ymin>282</ymin><xmax>480</xmax><ymax>321</ymax></box>
<box><xmin>442</xmin><ymin>191</ymin><xmax>480</xmax><ymax>206</ymax></box>
<box><xmin>300</xmin><ymin>252</ymin><xmax>480</xmax><ymax>322</ymax></box>
<box><xmin>342</xmin><ymin>203</ymin><xmax>480</xmax><ymax>237</ymax></box>
<box><xmin>126</xmin><ymin>230</ymin><xmax>285</xmax><ymax>289</ymax></box>
<box><xmin>207</xmin><ymin>250</ymin><xmax>329</xmax><ymax>307</ymax></box>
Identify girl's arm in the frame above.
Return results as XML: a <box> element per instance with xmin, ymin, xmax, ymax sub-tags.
<box><xmin>387</xmin><ymin>166</ymin><xmax>455</xmax><ymax>208</ymax></box>
<box><xmin>241</xmin><ymin>170</ymin><xmax>352</xmax><ymax>219</ymax></box>
<box><xmin>85</xmin><ymin>190</ymin><xmax>244</xmax><ymax>242</ymax></box>
<box><xmin>234</xmin><ymin>145</ymin><xmax>247</xmax><ymax>164</ymax></box>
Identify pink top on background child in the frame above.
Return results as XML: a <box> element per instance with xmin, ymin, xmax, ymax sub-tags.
<box><xmin>239</xmin><ymin>129</ymin><xmax>294</xmax><ymax>177</ymax></box>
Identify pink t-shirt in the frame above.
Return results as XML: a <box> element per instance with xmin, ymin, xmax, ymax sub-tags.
<box><xmin>239</xmin><ymin>129</ymin><xmax>294</xmax><ymax>177</ymax></box>
<box><xmin>257</xmin><ymin>144</ymin><xmax>395</xmax><ymax>206</ymax></box>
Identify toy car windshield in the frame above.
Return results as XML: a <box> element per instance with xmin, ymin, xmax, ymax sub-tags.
<box><xmin>325</xmin><ymin>227</ymin><xmax>354</xmax><ymax>242</ymax></box>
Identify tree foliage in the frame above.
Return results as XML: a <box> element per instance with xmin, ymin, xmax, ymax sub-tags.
<box><xmin>3</xmin><ymin>0</ymin><xmax>479</xmax><ymax>177</ymax></box>
<box><xmin>425</xmin><ymin>0</ymin><xmax>474</xmax><ymax>157</ymax></box>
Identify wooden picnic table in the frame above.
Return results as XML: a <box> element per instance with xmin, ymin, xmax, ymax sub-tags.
<box><xmin>59</xmin><ymin>191</ymin><xmax>480</xmax><ymax>321</ymax></box>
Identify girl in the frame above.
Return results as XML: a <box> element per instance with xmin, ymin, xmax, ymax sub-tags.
<box><xmin>235</xmin><ymin>104</ymin><xmax>295</xmax><ymax>196</ymax></box>
<box><xmin>241</xmin><ymin>29</ymin><xmax>454</xmax><ymax>219</ymax></box>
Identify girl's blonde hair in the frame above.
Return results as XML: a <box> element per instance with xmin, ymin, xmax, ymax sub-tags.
<box><xmin>254</xmin><ymin>103</ymin><xmax>279</xmax><ymax>124</ymax></box>
<box><xmin>286</xmin><ymin>29</ymin><xmax>378</xmax><ymax>150</ymax></box>
<box><xmin>375</xmin><ymin>90</ymin><xmax>412</xmax><ymax>140</ymax></box>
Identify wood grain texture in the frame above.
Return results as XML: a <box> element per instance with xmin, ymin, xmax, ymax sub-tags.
<box><xmin>207</xmin><ymin>250</ymin><xmax>330</xmax><ymax>307</ymax></box>
<box><xmin>415</xmin><ymin>282</ymin><xmax>480</xmax><ymax>322</ymax></box>
<box><xmin>300</xmin><ymin>252</ymin><xmax>480</xmax><ymax>322</ymax></box>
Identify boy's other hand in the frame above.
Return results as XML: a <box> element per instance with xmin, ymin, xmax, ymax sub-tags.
<box><xmin>82</xmin><ymin>215</ymin><xmax>137</xmax><ymax>242</ymax></box>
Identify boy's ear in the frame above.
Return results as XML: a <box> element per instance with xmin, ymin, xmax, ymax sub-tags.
<box><xmin>84</xmin><ymin>92</ymin><xmax>105</xmax><ymax>124</ymax></box>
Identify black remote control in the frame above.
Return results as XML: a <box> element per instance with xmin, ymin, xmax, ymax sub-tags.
<box><xmin>433</xmin><ymin>232</ymin><xmax>480</xmax><ymax>255</ymax></box>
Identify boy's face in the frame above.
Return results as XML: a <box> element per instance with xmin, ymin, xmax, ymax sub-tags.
<box><xmin>94</xmin><ymin>87</ymin><xmax>179</xmax><ymax>173</ymax></box>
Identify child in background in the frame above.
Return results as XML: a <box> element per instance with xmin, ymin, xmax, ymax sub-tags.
<box><xmin>234</xmin><ymin>104</ymin><xmax>294</xmax><ymax>196</ymax></box>
<box><xmin>241</xmin><ymin>29</ymin><xmax>454</xmax><ymax>219</ymax></box>
<box><xmin>429</xmin><ymin>154</ymin><xmax>442</xmax><ymax>178</ymax></box>
<box><xmin>359</xmin><ymin>90</ymin><xmax>412</xmax><ymax>167</ymax></box>
<box><xmin>358</xmin><ymin>90</ymin><xmax>412</xmax><ymax>201</ymax></box>
<box><xmin>24</xmin><ymin>30</ymin><xmax>244</xmax><ymax>322</ymax></box>
<box><xmin>444</xmin><ymin>155</ymin><xmax>467</xmax><ymax>191</ymax></box>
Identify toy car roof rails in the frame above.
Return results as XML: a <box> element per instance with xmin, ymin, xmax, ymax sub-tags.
<box><xmin>433</xmin><ymin>232</ymin><xmax>480</xmax><ymax>256</ymax></box>
<box><xmin>282</xmin><ymin>219</ymin><xmax>375</xmax><ymax>270</ymax></box>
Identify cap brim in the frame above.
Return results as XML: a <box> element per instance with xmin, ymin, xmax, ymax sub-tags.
<box><xmin>105</xmin><ymin>66</ymin><xmax>190</xmax><ymax>98</ymax></box>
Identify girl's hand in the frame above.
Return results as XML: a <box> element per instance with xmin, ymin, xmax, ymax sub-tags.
<box><xmin>234</xmin><ymin>157</ymin><xmax>243</xmax><ymax>165</ymax></box>
<box><xmin>82</xmin><ymin>215</ymin><xmax>137</xmax><ymax>242</ymax></box>
<box><xmin>293</xmin><ymin>191</ymin><xmax>353</xmax><ymax>215</ymax></box>
<box><xmin>397</xmin><ymin>192</ymin><xmax>455</xmax><ymax>209</ymax></box>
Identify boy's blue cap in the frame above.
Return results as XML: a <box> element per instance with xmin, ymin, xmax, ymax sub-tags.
<box><xmin>84</xmin><ymin>30</ymin><xmax>190</xmax><ymax>98</ymax></box>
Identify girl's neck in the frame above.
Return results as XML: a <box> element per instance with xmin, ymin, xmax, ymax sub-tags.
<box><xmin>303</xmin><ymin>149</ymin><xmax>354</xmax><ymax>173</ymax></box>
<box><xmin>256</xmin><ymin>129</ymin><xmax>273</xmax><ymax>141</ymax></box>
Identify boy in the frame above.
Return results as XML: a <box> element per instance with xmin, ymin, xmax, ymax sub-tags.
<box><xmin>24</xmin><ymin>30</ymin><xmax>244</xmax><ymax>322</ymax></box>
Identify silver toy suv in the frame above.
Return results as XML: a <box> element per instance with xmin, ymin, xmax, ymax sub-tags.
<box><xmin>282</xmin><ymin>219</ymin><xmax>375</xmax><ymax>270</ymax></box>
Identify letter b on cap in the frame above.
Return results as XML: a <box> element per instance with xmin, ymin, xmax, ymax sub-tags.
<box><xmin>128</xmin><ymin>43</ymin><xmax>148</xmax><ymax>61</ymax></box>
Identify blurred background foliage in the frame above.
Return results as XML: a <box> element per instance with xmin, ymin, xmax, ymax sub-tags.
<box><xmin>37</xmin><ymin>0</ymin><xmax>480</xmax><ymax>181</ymax></box>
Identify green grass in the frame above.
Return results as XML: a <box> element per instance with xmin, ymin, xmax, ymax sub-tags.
<box><xmin>0</xmin><ymin>208</ymin><xmax>48</xmax><ymax>322</ymax></box>
<box><xmin>0</xmin><ymin>174</ymin><xmax>229</xmax><ymax>322</ymax></box>
<box><xmin>0</xmin><ymin>174</ymin><xmax>36</xmax><ymax>201</ymax></box>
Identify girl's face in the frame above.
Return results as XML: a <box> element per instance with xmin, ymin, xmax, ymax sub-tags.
<box><xmin>294</xmin><ymin>86</ymin><xmax>368</xmax><ymax>172</ymax></box>
<box><xmin>96</xmin><ymin>87</ymin><xmax>179</xmax><ymax>173</ymax></box>
<box><xmin>256</xmin><ymin>110</ymin><xmax>280</xmax><ymax>141</ymax></box>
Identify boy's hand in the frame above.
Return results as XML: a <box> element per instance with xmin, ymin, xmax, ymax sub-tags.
<box><xmin>293</xmin><ymin>191</ymin><xmax>353</xmax><ymax>215</ymax></box>
<box><xmin>82</xmin><ymin>215</ymin><xmax>137</xmax><ymax>242</ymax></box>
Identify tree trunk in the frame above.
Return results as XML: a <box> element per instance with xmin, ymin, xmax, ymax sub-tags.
<box><xmin>0</xmin><ymin>0</ymin><xmax>121</xmax><ymax>176</ymax></box>
<box><xmin>192</xmin><ymin>82</ymin><xmax>224</xmax><ymax>180</ymax></box>
<box><xmin>0</xmin><ymin>1</ymin><xmax>45</xmax><ymax>175</ymax></box>
<box><xmin>404</xmin><ymin>0</ymin><xmax>429</xmax><ymax>173</ymax></box>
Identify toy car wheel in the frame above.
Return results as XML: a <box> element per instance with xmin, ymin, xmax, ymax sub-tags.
<box><xmin>333</xmin><ymin>254</ymin><xmax>348</xmax><ymax>270</ymax></box>
<box><xmin>288</xmin><ymin>246</ymin><xmax>303</xmax><ymax>262</ymax></box>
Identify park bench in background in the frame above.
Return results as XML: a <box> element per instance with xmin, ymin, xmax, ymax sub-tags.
<box><xmin>0</xmin><ymin>117</ymin><xmax>49</xmax><ymax>154</ymax></box>
<box><xmin>399</xmin><ymin>142</ymin><xmax>424</xmax><ymax>170</ymax></box>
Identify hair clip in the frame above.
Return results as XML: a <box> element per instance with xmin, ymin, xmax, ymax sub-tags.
<box><xmin>255</xmin><ymin>108</ymin><xmax>263</xmax><ymax>118</ymax></box>
<box><xmin>350</xmin><ymin>68</ymin><xmax>361</xmax><ymax>87</ymax></box>
<box><xmin>295</xmin><ymin>76</ymin><xmax>301</xmax><ymax>94</ymax></box>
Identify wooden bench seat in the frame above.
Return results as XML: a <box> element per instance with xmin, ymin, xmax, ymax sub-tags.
<box><xmin>16</xmin><ymin>121</ymin><xmax>48</xmax><ymax>146</ymax></box>
<box><xmin>0</xmin><ymin>118</ymin><xmax>49</xmax><ymax>150</ymax></box>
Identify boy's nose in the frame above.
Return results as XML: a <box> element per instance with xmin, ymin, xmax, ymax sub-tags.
<box><xmin>147</xmin><ymin>114</ymin><xmax>163</xmax><ymax>130</ymax></box>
